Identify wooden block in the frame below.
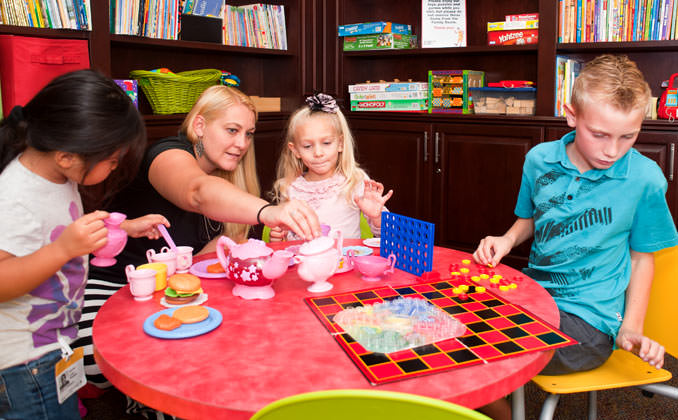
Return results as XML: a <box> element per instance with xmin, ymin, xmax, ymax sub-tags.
<box><xmin>250</xmin><ymin>96</ymin><xmax>281</xmax><ymax>112</ymax></box>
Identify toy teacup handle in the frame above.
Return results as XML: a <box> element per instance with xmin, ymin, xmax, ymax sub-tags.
<box><xmin>125</xmin><ymin>264</ymin><xmax>135</xmax><ymax>282</ymax></box>
<box><xmin>160</xmin><ymin>246</ymin><xmax>171</xmax><ymax>254</ymax></box>
<box><xmin>146</xmin><ymin>249</ymin><xmax>155</xmax><ymax>263</ymax></box>
<box><xmin>385</xmin><ymin>253</ymin><xmax>397</xmax><ymax>274</ymax></box>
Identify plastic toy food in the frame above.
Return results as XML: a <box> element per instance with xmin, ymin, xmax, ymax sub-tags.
<box><xmin>165</xmin><ymin>273</ymin><xmax>202</xmax><ymax>304</ymax></box>
<box><xmin>154</xmin><ymin>314</ymin><xmax>182</xmax><ymax>331</ymax></box>
<box><xmin>216</xmin><ymin>237</ymin><xmax>292</xmax><ymax>300</ymax></box>
<box><xmin>206</xmin><ymin>262</ymin><xmax>225</xmax><ymax>273</ymax></box>
<box><xmin>172</xmin><ymin>305</ymin><xmax>209</xmax><ymax>324</ymax></box>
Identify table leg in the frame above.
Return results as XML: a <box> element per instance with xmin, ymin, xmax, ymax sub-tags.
<box><xmin>511</xmin><ymin>385</ymin><xmax>525</xmax><ymax>420</ymax></box>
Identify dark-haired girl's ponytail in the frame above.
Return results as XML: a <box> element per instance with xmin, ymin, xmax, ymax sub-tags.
<box><xmin>0</xmin><ymin>105</ymin><xmax>28</xmax><ymax>173</ymax></box>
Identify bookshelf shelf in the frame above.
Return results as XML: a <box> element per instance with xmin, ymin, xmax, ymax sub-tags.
<box><xmin>558</xmin><ymin>40</ymin><xmax>678</xmax><ymax>52</ymax></box>
<box><xmin>0</xmin><ymin>25</ymin><xmax>90</xmax><ymax>38</ymax></box>
<box><xmin>110</xmin><ymin>35</ymin><xmax>294</xmax><ymax>56</ymax></box>
<box><xmin>343</xmin><ymin>44</ymin><xmax>537</xmax><ymax>57</ymax></box>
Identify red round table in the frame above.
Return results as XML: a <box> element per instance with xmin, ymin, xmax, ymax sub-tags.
<box><xmin>93</xmin><ymin>240</ymin><xmax>558</xmax><ymax>419</ymax></box>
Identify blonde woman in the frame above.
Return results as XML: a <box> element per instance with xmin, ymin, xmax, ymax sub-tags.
<box><xmin>76</xmin><ymin>86</ymin><xmax>319</xmax><ymax>392</ymax></box>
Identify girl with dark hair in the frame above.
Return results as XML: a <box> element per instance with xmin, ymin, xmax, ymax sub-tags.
<box><xmin>0</xmin><ymin>69</ymin><xmax>167</xmax><ymax>420</ymax></box>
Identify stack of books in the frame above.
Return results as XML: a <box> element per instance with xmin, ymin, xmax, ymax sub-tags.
<box><xmin>554</xmin><ymin>56</ymin><xmax>582</xmax><ymax>116</ymax></box>
<box><xmin>223</xmin><ymin>3</ymin><xmax>287</xmax><ymax>50</ymax></box>
<box><xmin>349</xmin><ymin>81</ymin><xmax>428</xmax><ymax>112</ymax></box>
<box><xmin>111</xmin><ymin>0</ymin><xmax>180</xmax><ymax>39</ymax></box>
<box><xmin>0</xmin><ymin>0</ymin><xmax>91</xmax><ymax>29</ymax></box>
<box><xmin>559</xmin><ymin>0</ymin><xmax>678</xmax><ymax>43</ymax></box>
<box><xmin>339</xmin><ymin>21</ymin><xmax>416</xmax><ymax>51</ymax></box>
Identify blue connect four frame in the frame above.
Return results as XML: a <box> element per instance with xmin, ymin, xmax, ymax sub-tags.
<box><xmin>380</xmin><ymin>212</ymin><xmax>435</xmax><ymax>276</ymax></box>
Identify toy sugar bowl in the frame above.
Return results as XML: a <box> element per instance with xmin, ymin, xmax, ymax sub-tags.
<box><xmin>295</xmin><ymin>230</ymin><xmax>343</xmax><ymax>293</ymax></box>
<box><xmin>216</xmin><ymin>237</ymin><xmax>293</xmax><ymax>300</ymax></box>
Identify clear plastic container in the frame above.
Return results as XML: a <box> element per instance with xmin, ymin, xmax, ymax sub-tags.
<box><xmin>470</xmin><ymin>87</ymin><xmax>536</xmax><ymax>115</ymax></box>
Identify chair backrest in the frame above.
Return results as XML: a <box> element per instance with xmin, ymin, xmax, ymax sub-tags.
<box><xmin>251</xmin><ymin>389</ymin><xmax>491</xmax><ymax>420</ymax></box>
<box><xmin>644</xmin><ymin>245</ymin><xmax>678</xmax><ymax>357</ymax></box>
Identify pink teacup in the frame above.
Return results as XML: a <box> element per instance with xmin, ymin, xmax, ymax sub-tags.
<box><xmin>170</xmin><ymin>246</ymin><xmax>194</xmax><ymax>273</ymax></box>
<box><xmin>146</xmin><ymin>248</ymin><xmax>177</xmax><ymax>276</ymax></box>
<box><xmin>125</xmin><ymin>265</ymin><xmax>157</xmax><ymax>301</ymax></box>
<box><xmin>348</xmin><ymin>252</ymin><xmax>397</xmax><ymax>282</ymax></box>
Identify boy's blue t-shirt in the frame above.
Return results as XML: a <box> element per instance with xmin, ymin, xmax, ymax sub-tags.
<box><xmin>515</xmin><ymin>131</ymin><xmax>678</xmax><ymax>337</ymax></box>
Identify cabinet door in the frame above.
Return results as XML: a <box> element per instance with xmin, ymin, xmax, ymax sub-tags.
<box><xmin>348</xmin><ymin>118</ymin><xmax>433</xmax><ymax>221</ymax></box>
<box><xmin>434</xmin><ymin>123</ymin><xmax>543</xmax><ymax>265</ymax></box>
<box><xmin>253</xmin><ymin>119</ymin><xmax>287</xmax><ymax>199</ymax></box>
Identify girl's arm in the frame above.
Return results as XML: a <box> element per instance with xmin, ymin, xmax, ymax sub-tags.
<box><xmin>616</xmin><ymin>250</ymin><xmax>665</xmax><ymax>368</ymax></box>
<box><xmin>148</xmin><ymin>149</ymin><xmax>319</xmax><ymax>240</ymax></box>
<box><xmin>472</xmin><ymin>217</ymin><xmax>534</xmax><ymax>267</ymax></box>
<box><xmin>120</xmin><ymin>214</ymin><xmax>170</xmax><ymax>239</ymax></box>
<box><xmin>0</xmin><ymin>211</ymin><xmax>109</xmax><ymax>302</ymax></box>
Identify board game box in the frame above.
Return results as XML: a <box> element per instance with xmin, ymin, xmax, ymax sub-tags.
<box><xmin>338</xmin><ymin>22</ymin><xmax>412</xmax><ymax>36</ymax></box>
<box><xmin>343</xmin><ymin>33</ymin><xmax>417</xmax><ymax>51</ymax></box>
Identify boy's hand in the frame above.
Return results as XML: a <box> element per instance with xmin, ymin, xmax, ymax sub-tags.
<box><xmin>616</xmin><ymin>328</ymin><xmax>665</xmax><ymax>369</ymax></box>
<box><xmin>55</xmin><ymin>210</ymin><xmax>110</xmax><ymax>259</ymax></box>
<box><xmin>354</xmin><ymin>180</ymin><xmax>393</xmax><ymax>222</ymax></box>
<box><xmin>268</xmin><ymin>226</ymin><xmax>287</xmax><ymax>242</ymax></box>
<box><xmin>122</xmin><ymin>214</ymin><xmax>170</xmax><ymax>239</ymax></box>
<box><xmin>473</xmin><ymin>235</ymin><xmax>513</xmax><ymax>267</ymax></box>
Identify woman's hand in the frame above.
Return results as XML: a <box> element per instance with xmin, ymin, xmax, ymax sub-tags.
<box><xmin>122</xmin><ymin>214</ymin><xmax>170</xmax><ymax>239</ymax></box>
<box><xmin>259</xmin><ymin>200</ymin><xmax>319</xmax><ymax>241</ymax></box>
<box><xmin>354</xmin><ymin>180</ymin><xmax>393</xmax><ymax>224</ymax></box>
<box><xmin>268</xmin><ymin>226</ymin><xmax>287</xmax><ymax>242</ymax></box>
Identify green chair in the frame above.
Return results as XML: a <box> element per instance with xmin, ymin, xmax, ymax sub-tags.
<box><xmin>262</xmin><ymin>213</ymin><xmax>374</xmax><ymax>242</ymax></box>
<box><xmin>251</xmin><ymin>389</ymin><xmax>492</xmax><ymax>420</ymax></box>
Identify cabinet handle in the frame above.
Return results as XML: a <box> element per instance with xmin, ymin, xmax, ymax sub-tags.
<box><xmin>423</xmin><ymin>132</ymin><xmax>428</xmax><ymax>162</ymax></box>
<box><xmin>670</xmin><ymin>143</ymin><xmax>675</xmax><ymax>182</ymax></box>
<box><xmin>435</xmin><ymin>132</ymin><xmax>440</xmax><ymax>164</ymax></box>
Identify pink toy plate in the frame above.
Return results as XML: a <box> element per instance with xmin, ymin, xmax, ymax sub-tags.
<box><xmin>189</xmin><ymin>258</ymin><xmax>228</xmax><ymax>279</ymax></box>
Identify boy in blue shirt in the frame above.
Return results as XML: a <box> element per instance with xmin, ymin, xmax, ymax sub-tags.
<box><xmin>474</xmin><ymin>55</ymin><xmax>678</xmax><ymax>419</ymax></box>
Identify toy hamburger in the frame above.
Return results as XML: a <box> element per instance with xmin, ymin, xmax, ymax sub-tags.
<box><xmin>164</xmin><ymin>273</ymin><xmax>202</xmax><ymax>304</ymax></box>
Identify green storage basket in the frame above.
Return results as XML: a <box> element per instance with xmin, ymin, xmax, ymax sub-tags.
<box><xmin>129</xmin><ymin>69</ymin><xmax>223</xmax><ymax>114</ymax></box>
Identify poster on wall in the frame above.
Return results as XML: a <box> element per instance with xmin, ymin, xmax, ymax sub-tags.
<box><xmin>421</xmin><ymin>0</ymin><xmax>467</xmax><ymax>48</ymax></box>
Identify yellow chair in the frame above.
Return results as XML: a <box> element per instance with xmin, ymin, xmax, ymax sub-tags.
<box><xmin>262</xmin><ymin>213</ymin><xmax>374</xmax><ymax>242</ymax></box>
<box><xmin>512</xmin><ymin>246</ymin><xmax>678</xmax><ymax>420</ymax></box>
<box><xmin>251</xmin><ymin>389</ymin><xmax>492</xmax><ymax>420</ymax></box>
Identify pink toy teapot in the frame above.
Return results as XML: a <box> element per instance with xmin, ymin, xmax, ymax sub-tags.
<box><xmin>294</xmin><ymin>231</ymin><xmax>343</xmax><ymax>293</ymax></box>
<box><xmin>348</xmin><ymin>251</ymin><xmax>397</xmax><ymax>282</ymax></box>
<box><xmin>216</xmin><ymin>237</ymin><xmax>292</xmax><ymax>300</ymax></box>
<box><xmin>91</xmin><ymin>212</ymin><xmax>128</xmax><ymax>267</ymax></box>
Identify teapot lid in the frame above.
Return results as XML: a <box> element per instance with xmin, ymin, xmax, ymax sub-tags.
<box><xmin>229</xmin><ymin>239</ymin><xmax>273</xmax><ymax>259</ymax></box>
<box><xmin>299</xmin><ymin>236</ymin><xmax>334</xmax><ymax>256</ymax></box>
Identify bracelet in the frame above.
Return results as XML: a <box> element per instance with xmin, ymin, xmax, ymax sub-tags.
<box><xmin>256</xmin><ymin>203</ymin><xmax>275</xmax><ymax>225</ymax></box>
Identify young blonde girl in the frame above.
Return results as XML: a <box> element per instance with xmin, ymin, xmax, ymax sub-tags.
<box><xmin>270</xmin><ymin>93</ymin><xmax>393</xmax><ymax>240</ymax></box>
<box><xmin>0</xmin><ymin>70</ymin><xmax>167</xmax><ymax>419</ymax></box>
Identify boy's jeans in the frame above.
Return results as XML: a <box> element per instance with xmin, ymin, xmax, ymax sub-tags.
<box><xmin>0</xmin><ymin>349</ymin><xmax>79</xmax><ymax>420</ymax></box>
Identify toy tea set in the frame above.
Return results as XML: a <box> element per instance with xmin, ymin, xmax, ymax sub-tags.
<box><xmin>94</xmin><ymin>213</ymin><xmax>396</xmax><ymax>302</ymax></box>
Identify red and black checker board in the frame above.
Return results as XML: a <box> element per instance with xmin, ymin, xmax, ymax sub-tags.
<box><xmin>305</xmin><ymin>277</ymin><xmax>576</xmax><ymax>385</ymax></box>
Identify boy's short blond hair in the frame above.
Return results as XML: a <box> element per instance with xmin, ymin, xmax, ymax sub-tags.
<box><xmin>571</xmin><ymin>54</ymin><xmax>651</xmax><ymax>114</ymax></box>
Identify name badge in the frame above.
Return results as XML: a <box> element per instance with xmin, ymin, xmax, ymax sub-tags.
<box><xmin>55</xmin><ymin>338</ymin><xmax>86</xmax><ymax>404</ymax></box>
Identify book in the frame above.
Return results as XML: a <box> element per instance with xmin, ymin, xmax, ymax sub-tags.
<box><xmin>189</xmin><ymin>0</ymin><xmax>223</xmax><ymax>17</ymax></box>
<box><xmin>421</xmin><ymin>0</ymin><xmax>466</xmax><ymax>48</ymax></box>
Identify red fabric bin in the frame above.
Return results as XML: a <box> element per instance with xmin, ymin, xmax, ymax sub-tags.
<box><xmin>0</xmin><ymin>35</ymin><xmax>90</xmax><ymax>117</ymax></box>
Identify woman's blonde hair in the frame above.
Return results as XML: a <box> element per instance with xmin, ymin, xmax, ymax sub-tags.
<box><xmin>571</xmin><ymin>54</ymin><xmax>651</xmax><ymax>114</ymax></box>
<box><xmin>181</xmin><ymin>85</ymin><xmax>260</xmax><ymax>242</ymax></box>
<box><xmin>271</xmin><ymin>104</ymin><xmax>366</xmax><ymax>205</ymax></box>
